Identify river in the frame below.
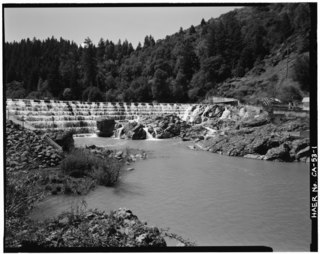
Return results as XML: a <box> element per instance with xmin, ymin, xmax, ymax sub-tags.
<box><xmin>30</xmin><ymin>137</ymin><xmax>310</xmax><ymax>251</ymax></box>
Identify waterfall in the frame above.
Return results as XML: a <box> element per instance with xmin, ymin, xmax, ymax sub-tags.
<box><xmin>189</xmin><ymin>105</ymin><xmax>202</xmax><ymax>123</ymax></box>
<box><xmin>143</xmin><ymin>127</ymin><xmax>156</xmax><ymax>140</ymax></box>
<box><xmin>6</xmin><ymin>99</ymin><xmax>195</xmax><ymax>131</ymax></box>
<box><xmin>181</xmin><ymin>105</ymin><xmax>193</xmax><ymax>122</ymax></box>
<box><xmin>134</xmin><ymin>115</ymin><xmax>141</xmax><ymax>124</ymax></box>
<box><xmin>114</xmin><ymin>126</ymin><xmax>124</xmax><ymax>139</ymax></box>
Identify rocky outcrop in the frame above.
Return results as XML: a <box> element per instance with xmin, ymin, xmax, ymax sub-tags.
<box><xmin>142</xmin><ymin>114</ymin><xmax>184</xmax><ymax>139</ymax></box>
<box><xmin>264</xmin><ymin>143</ymin><xmax>292</xmax><ymax>161</ymax></box>
<box><xmin>196</xmin><ymin>121</ymin><xmax>310</xmax><ymax>162</ymax></box>
<box><xmin>183</xmin><ymin>104</ymin><xmax>224</xmax><ymax>124</ymax></box>
<box><xmin>97</xmin><ymin>118</ymin><xmax>116</xmax><ymax>137</ymax></box>
<box><xmin>180</xmin><ymin>104</ymin><xmax>310</xmax><ymax>163</ymax></box>
<box><xmin>112</xmin><ymin>106</ymin><xmax>309</xmax><ymax>162</ymax></box>
<box><xmin>117</xmin><ymin>114</ymin><xmax>186</xmax><ymax>140</ymax></box>
<box><xmin>121</xmin><ymin>122</ymin><xmax>146</xmax><ymax>140</ymax></box>
<box><xmin>241</xmin><ymin>114</ymin><xmax>270</xmax><ymax>128</ymax></box>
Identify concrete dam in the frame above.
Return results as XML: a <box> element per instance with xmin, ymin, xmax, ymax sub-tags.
<box><xmin>6</xmin><ymin>99</ymin><xmax>198</xmax><ymax>131</ymax></box>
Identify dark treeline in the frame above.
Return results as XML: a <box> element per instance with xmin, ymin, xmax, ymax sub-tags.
<box><xmin>5</xmin><ymin>3</ymin><xmax>310</xmax><ymax>102</ymax></box>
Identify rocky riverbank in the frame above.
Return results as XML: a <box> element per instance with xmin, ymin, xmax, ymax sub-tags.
<box><xmin>110</xmin><ymin>104</ymin><xmax>310</xmax><ymax>162</ymax></box>
<box><xmin>182</xmin><ymin>105</ymin><xmax>310</xmax><ymax>162</ymax></box>
<box><xmin>5</xmin><ymin>121</ymin><xmax>191</xmax><ymax>249</ymax></box>
<box><xmin>7</xmin><ymin>208</ymin><xmax>167</xmax><ymax>249</ymax></box>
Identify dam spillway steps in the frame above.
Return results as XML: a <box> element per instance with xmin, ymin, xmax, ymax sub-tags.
<box><xmin>6</xmin><ymin>99</ymin><xmax>197</xmax><ymax>131</ymax></box>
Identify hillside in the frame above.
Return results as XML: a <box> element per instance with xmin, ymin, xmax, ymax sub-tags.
<box><xmin>4</xmin><ymin>3</ymin><xmax>311</xmax><ymax>104</ymax></box>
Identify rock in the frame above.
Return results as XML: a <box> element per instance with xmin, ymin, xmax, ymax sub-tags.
<box><xmin>122</xmin><ymin>122</ymin><xmax>146</xmax><ymax>140</ymax></box>
<box><xmin>241</xmin><ymin>115</ymin><xmax>269</xmax><ymax>128</ymax></box>
<box><xmin>58</xmin><ymin>217</ymin><xmax>70</xmax><ymax>226</ymax></box>
<box><xmin>265</xmin><ymin>144</ymin><xmax>292</xmax><ymax>161</ymax></box>
<box><xmin>115</xmin><ymin>151</ymin><xmax>123</xmax><ymax>158</ymax></box>
<box><xmin>158</xmin><ymin>131</ymin><xmax>172</xmax><ymax>139</ymax></box>
<box><xmin>97</xmin><ymin>118</ymin><xmax>116</xmax><ymax>137</ymax></box>
<box><xmin>290</xmin><ymin>138</ymin><xmax>309</xmax><ymax>154</ymax></box>
<box><xmin>132</xmin><ymin>124</ymin><xmax>147</xmax><ymax>140</ymax></box>
<box><xmin>188</xmin><ymin>145</ymin><xmax>196</xmax><ymax>150</ymax></box>
<box><xmin>127</xmin><ymin>167</ymin><xmax>134</xmax><ymax>171</ymax></box>
<box><xmin>296</xmin><ymin>146</ymin><xmax>310</xmax><ymax>159</ymax></box>
<box><xmin>243</xmin><ymin>154</ymin><xmax>265</xmax><ymax>160</ymax></box>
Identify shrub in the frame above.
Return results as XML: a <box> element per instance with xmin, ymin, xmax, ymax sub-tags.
<box><xmin>60</xmin><ymin>149</ymin><xmax>91</xmax><ymax>177</ymax></box>
<box><xmin>278</xmin><ymin>79</ymin><xmax>303</xmax><ymax>103</ymax></box>
<box><xmin>55</xmin><ymin>130</ymin><xmax>75</xmax><ymax>152</ymax></box>
<box><xmin>60</xmin><ymin>149</ymin><xmax>121</xmax><ymax>186</ymax></box>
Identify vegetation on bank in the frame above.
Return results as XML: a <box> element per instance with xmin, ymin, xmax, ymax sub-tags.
<box><xmin>5</xmin><ymin>3</ymin><xmax>311</xmax><ymax>104</ymax></box>
<box><xmin>61</xmin><ymin>148</ymin><xmax>122</xmax><ymax>186</ymax></box>
<box><xmin>6</xmin><ymin>207</ymin><xmax>168</xmax><ymax>249</ymax></box>
<box><xmin>6</xmin><ymin>122</ymin><xmax>177</xmax><ymax>249</ymax></box>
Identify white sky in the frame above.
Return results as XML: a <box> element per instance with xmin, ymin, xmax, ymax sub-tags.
<box><xmin>4</xmin><ymin>5</ymin><xmax>240</xmax><ymax>47</ymax></box>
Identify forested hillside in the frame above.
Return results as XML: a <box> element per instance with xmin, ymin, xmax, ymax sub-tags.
<box><xmin>5</xmin><ymin>3</ymin><xmax>311</xmax><ymax>104</ymax></box>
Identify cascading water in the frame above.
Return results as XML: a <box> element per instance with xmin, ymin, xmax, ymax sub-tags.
<box><xmin>143</xmin><ymin>127</ymin><xmax>156</xmax><ymax>140</ymax></box>
<box><xmin>6</xmin><ymin>99</ymin><xmax>194</xmax><ymax>131</ymax></box>
<box><xmin>114</xmin><ymin>126</ymin><xmax>124</xmax><ymax>139</ymax></box>
<box><xmin>181</xmin><ymin>105</ymin><xmax>193</xmax><ymax>122</ymax></box>
<box><xmin>7</xmin><ymin>99</ymin><xmax>241</xmax><ymax>132</ymax></box>
<box><xmin>188</xmin><ymin>105</ymin><xmax>202</xmax><ymax>123</ymax></box>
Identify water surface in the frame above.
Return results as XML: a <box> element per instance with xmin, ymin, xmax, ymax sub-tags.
<box><xmin>30</xmin><ymin>137</ymin><xmax>310</xmax><ymax>251</ymax></box>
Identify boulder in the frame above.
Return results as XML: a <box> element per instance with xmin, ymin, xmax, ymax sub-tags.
<box><xmin>265</xmin><ymin>143</ymin><xmax>292</xmax><ymax>161</ymax></box>
<box><xmin>296</xmin><ymin>146</ymin><xmax>310</xmax><ymax>159</ymax></box>
<box><xmin>290</xmin><ymin>138</ymin><xmax>309</xmax><ymax>154</ymax></box>
<box><xmin>243</xmin><ymin>154</ymin><xmax>265</xmax><ymax>160</ymax></box>
<box><xmin>182</xmin><ymin>125</ymin><xmax>207</xmax><ymax>140</ymax></box>
<box><xmin>241</xmin><ymin>115</ymin><xmax>269</xmax><ymax>128</ymax></box>
<box><xmin>132</xmin><ymin>124</ymin><xmax>147</xmax><ymax>140</ymax></box>
<box><xmin>122</xmin><ymin>122</ymin><xmax>146</xmax><ymax>140</ymax></box>
<box><xmin>97</xmin><ymin>118</ymin><xmax>116</xmax><ymax>137</ymax></box>
<box><xmin>115</xmin><ymin>150</ymin><xmax>123</xmax><ymax>158</ymax></box>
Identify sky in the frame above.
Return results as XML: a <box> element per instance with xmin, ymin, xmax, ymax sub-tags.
<box><xmin>4</xmin><ymin>5</ymin><xmax>240</xmax><ymax>48</ymax></box>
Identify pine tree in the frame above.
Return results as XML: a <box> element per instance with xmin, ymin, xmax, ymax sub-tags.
<box><xmin>189</xmin><ymin>25</ymin><xmax>196</xmax><ymax>34</ymax></box>
<box><xmin>81</xmin><ymin>37</ymin><xmax>97</xmax><ymax>87</ymax></box>
<box><xmin>201</xmin><ymin>18</ymin><xmax>206</xmax><ymax>26</ymax></box>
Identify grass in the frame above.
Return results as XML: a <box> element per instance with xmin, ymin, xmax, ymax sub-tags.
<box><xmin>60</xmin><ymin>148</ymin><xmax>121</xmax><ymax>186</ymax></box>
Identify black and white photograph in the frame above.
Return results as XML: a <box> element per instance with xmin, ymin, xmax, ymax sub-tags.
<box><xmin>2</xmin><ymin>2</ymin><xmax>317</xmax><ymax>252</ymax></box>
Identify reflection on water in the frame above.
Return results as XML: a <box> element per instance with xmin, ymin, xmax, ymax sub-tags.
<box><xmin>30</xmin><ymin>137</ymin><xmax>310</xmax><ymax>251</ymax></box>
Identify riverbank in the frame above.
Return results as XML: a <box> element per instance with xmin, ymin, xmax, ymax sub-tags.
<box><xmin>5</xmin><ymin>121</ymin><xmax>191</xmax><ymax>249</ymax></box>
<box><xmin>192</xmin><ymin>119</ymin><xmax>310</xmax><ymax>162</ymax></box>
<box><xmin>112</xmin><ymin>104</ymin><xmax>310</xmax><ymax>162</ymax></box>
<box><xmin>32</xmin><ymin>136</ymin><xmax>309</xmax><ymax>250</ymax></box>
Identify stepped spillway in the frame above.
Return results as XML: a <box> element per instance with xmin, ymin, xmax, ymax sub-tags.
<box><xmin>6</xmin><ymin>99</ymin><xmax>197</xmax><ymax>132</ymax></box>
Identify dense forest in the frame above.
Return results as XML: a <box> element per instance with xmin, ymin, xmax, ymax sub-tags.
<box><xmin>5</xmin><ymin>3</ymin><xmax>311</xmax><ymax>104</ymax></box>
